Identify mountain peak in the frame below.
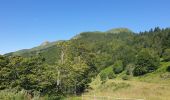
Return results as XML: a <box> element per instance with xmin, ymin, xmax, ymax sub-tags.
<box><xmin>40</xmin><ymin>41</ymin><xmax>50</xmax><ymax>46</ymax></box>
<box><xmin>106</xmin><ymin>28</ymin><xmax>133</xmax><ymax>34</ymax></box>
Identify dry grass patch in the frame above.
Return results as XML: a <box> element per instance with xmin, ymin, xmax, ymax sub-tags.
<box><xmin>85</xmin><ymin>79</ymin><xmax>170</xmax><ymax>100</ymax></box>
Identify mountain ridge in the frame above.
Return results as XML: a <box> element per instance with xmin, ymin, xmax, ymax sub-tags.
<box><xmin>5</xmin><ymin>28</ymin><xmax>133</xmax><ymax>56</ymax></box>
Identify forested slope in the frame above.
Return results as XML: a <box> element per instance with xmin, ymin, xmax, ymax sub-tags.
<box><xmin>1</xmin><ymin>27</ymin><xmax>170</xmax><ymax>99</ymax></box>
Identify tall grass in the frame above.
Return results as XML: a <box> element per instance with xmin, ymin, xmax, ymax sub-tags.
<box><xmin>83</xmin><ymin>62</ymin><xmax>170</xmax><ymax>100</ymax></box>
<box><xmin>0</xmin><ymin>89</ymin><xmax>64</xmax><ymax>100</ymax></box>
<box><xmin>0</xmin><ymin>89</ymin><xmax>30</xmax><ymax>100</ymax></box>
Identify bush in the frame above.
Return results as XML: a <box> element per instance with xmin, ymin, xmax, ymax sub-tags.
<box><xmin>99</xmin><ymin>66</ymin><xmax>116</xmax><ymax>83</ymax></box>
<box><xmin>133</xmin><ymin>48</ymin><xmax>160</xmax><ymax>76</ymax></box>
<box><xmin>133</xmin><ymin>65</ymin><xmax>148</xmax><ymax>76</ymax></box>
<box><xmin>163</xmin><ymin>49</ymin><xmax>170</xmax><ymax>61</ymax></box>
<box><xmin>166</xmin><ymin>66</ymin><xmax>170</xmax><ymax>72</ymax></box>
<box><xmin>113</xmin><ymin>60</ymin><xmax>124</xmax><ymax>74</ymax></box>
<box><xmin>114</xmin><ymin>66</ymin><xmax>123</xmax><ymax>74</ymax></box>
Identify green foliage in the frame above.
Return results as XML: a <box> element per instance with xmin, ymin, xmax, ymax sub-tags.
<box><xmin>166</xmin><ymin>66</ymin><xmax>170</xmax><ymax>72</ymax></box>
<box><xmin>1</xmin><ymin>27</ymin><xmax>170</xmax><ymax>98</ymax></box>
<box><xmin>100</xmin><ymin>72</ymin><xmax>107</xmax><ymax>83</ymax></box>
<box><xmin>0</xmin><ymin>89</ymin><xmax>29</xmax><ymax>100</ymax></box>
<box><xmin>133</xmin><ymin>48</ymin><xmax>160</xmax><ymax>76</ymax></box>
<box><xmin>108</xmin><ymin>72</ymin><xmax>116</xmax><ymax>79</ymax></box>
<box><xmin>112</xmin><ymin>45</ymin><xmax>136</xmax><ymax>67</ymax></box>
<box><xmin>113</xmin><ymin>60</ymin><xmax>124</xmax><ymax>74</ymax></box>
<box><xmin>0</xmin><ymin>55</ymin><xmax>61</xmax><ymax>97</ymax></box>
<box><xmin>125</xmin><ymin>63</ymin><xmax>135</xmax><ymax>75</ymax></box>
<box><xmin>43</xmin><ymin>94</ymin><xmax>64</xmax><ymax>100</ymax></box>
<box><xmin>106</xmin><ymin>28</ymin><xmax>133</xmax><ymax>34</ymax></box>
<box><xmin>99</xmin><ymin>67</ymin><xmax>116</xmax><ymax>83</ymax></box>
<box><xmin>163</xmin><ymin>49</ymin><xmax>170</xmax><ymax>61</ymax></box>
<box><xmin>0</xmin><ymin>55</ymin><xmax>7</xmax><ymax>67</ymax></box>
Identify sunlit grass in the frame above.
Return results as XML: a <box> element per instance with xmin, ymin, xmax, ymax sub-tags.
<box><xmin>81</xmin><ymin>62</ymin><xmax>170</xmax><ymax>100</ymax></box>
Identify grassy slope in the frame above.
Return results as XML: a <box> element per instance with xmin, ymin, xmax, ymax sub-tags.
<box><xmin>70</xmin><ymin>62</ymin><xmax>170</xmax><ymax>100</ymax></box>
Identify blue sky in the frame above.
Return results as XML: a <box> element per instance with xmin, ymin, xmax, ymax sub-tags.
<box><xmin>0</xmin><ymin>0</ymin><xmax>170</xmax><ymax>54</ymax></box>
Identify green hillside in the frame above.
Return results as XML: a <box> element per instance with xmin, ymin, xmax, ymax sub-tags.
<box><xmin>5</xmin><ymin>28</ymin><xmax>135</xmax><ymax>65</ymax></box>
<box><xmin>80</xmin><ymin>62</ymin><xmax>170</xmax><ymax>100</ymax></box>
<box><xmin>1</xmin><ymin>27</ymin><xmax>170</xmax><ymax>100</ymax></box>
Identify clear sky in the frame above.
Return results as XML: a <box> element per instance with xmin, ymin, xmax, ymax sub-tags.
<box><xmin>0</xmin><ymin>0</ymin><xmax>170</xmax><ymax>54</ymax></box>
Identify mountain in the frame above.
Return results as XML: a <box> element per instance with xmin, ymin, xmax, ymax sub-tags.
<box><xmin>1</xmin><ymin>27</ymin><xmax>170</xmax><ymax>99</ymax></box>
<box><xmin>5</xmin><ymin>40</ymin><xmax>63</xmax><ymax>64</ymax></box>
<box><xmin>5</xmin><ymin>28</ymin><xmax>134</xmax><ymax>64</ymax></box>
<box><xmin>4</xmin><ymin>27</ymin><xmax>170</xmax><ymax>66</ymax></box>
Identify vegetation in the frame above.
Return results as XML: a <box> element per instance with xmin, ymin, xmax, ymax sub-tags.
<box><xmin>166</xmin><ymin>66</ymin><xmax>170</xmax><ymax>72</ymax></box>
<box><xmin>113</xmin><ymin>60</ymin><xmax>124</xmax><ymax>74</ymax></box>
<box><xmin>85</xmin><ymin>62</ymin><xmax>170</xmax><ymax>100</ymax></box>
<box><xmin>163</xmin><ymin>49</ymin><xmax>170</xmax><ymax>61</ymax></box>
<box><xmin>1</xmin><ymin>27</ymin><xmax>170</xmax><ymax>99</ymax></box>
<box><xmin>99</xmin><ymin>66</ymin><xmax>116</xmax><ymax>83</ymax></box>
<box><xmin>133</xmin><ymin>48</ymin><xmax>160</xmax><ymax>76</ymax></box>
<box><xmin>122</xmin><ymin>75</ymin><xmax>131</xmax><ymax>80</ymax></box>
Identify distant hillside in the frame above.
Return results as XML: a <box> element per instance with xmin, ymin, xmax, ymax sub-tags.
<box><xmin>5</xmin><ymin>41</ymin><xmax>64</xmax><ymax>64</ymax></box>
<box><xmin>4</xmin><ymin>27</ymin><xmax>170</xmax><ymax>67</ymax></box>
<box><xmin>5</xmin><ymin>28</ymin><xmax>135</xmax><ymax>64</ymax></box>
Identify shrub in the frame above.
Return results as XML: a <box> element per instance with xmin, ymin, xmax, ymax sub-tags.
<box><xmin>113</xmin><ymin>60</ymin><xmax>124</xmax><ymax>74</ymax></box>
<box><xmin>133</xmin><ymin>65</ymin><xmax>148</xmax><ymax>76</ymax></box>
<box><xmin>99</xmin><ymin>66</ymin><xmax>116</xmax><ymax>83</ymax></box>
<box><xmin>166</xmin><ymin>66</ymin><xmax>170</xmax><ymax>72</ymax></box>
<box><xmin>163</xmin><ymin>49</ymin><xmax>170</xmax><ymax>61</ymax></box>
<box><xmin>133</xmin><ymin>48</ymin><xmax>160</xmax><ymax>76</ymax></box>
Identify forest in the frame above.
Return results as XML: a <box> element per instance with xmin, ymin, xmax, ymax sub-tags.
<box><xmin>0</xmin><ymin>27</ymin><xmax>170</xmax><ymax>100</ymax></box>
